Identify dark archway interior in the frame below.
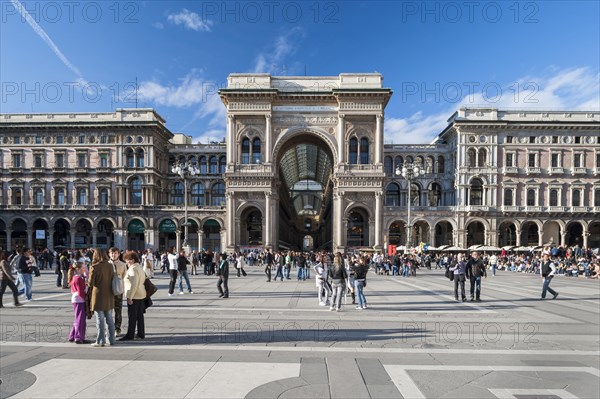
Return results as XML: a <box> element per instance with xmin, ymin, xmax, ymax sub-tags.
<box><xmin>276</xmin><ymin>136</ymin><xmax>334</xmax><ymax>251</ymax></box>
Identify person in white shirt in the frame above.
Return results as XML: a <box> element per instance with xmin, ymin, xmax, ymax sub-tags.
<box><xmin>167</xmin><ymin>247</ymin><xmax>179</xmax><ymax>296</ymax></box>
<box><xmin>314</xmin><ymin>255</ymin><xmax>331</xmax><ymax>306</ymax></box>
<box><xmin>489</xmin><ymin>254</ymin><xmax>498</xmax><ymax>276</ymax></box>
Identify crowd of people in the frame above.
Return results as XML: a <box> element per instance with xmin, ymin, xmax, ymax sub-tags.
<box><xmin>1</xmin><ymin>242</ymin><xmax>598</xmax><ymax>344</ymax></box>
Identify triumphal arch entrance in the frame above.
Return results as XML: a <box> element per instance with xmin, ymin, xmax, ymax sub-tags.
<box><xmin>219</xmin><ymin>74</ymin><xmax>392</xmax><ymax>253</ymax></box>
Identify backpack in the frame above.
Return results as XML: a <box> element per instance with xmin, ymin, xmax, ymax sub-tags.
<box><xmin>111</xmin><ymin>263</ymin><xmax>124</xmax><ymax>296</ymax></box>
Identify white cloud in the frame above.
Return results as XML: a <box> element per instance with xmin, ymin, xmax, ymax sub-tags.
<box><xmin>190</xmin><ymin>128</ymin><xmax>226</xmax><ymax>144</ymax></box>
<box><xmin>385</xmin><ymin>67</ymin><xmax>600</xmax><ymax>145</ymax></box>
<box><xmin>153</xmin><ymin>22</ymin><xmax>164</xmax><ymax>29</ymax></box>
<box><xmin>137</xmin><ymin>71</ymin><xmax>216</xmax><ymax>108</ymax></box>
<box><xmin>252</xmin><ymin>27</ymin><xmax>305</xmax><ymax>74</ymax></box>
<box><xmin>167</xmin><ymin>9</ymin><xmax>212</xmax><ymax>32</ymax></box>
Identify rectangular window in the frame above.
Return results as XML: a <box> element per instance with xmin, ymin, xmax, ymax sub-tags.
<box><xmin>100</xmin><ymin>154</ymin><xmax>108</xmax><ymax>167</ymax></box>
<box><xmin>596</xmin><ymin>153</ymin><xmax>600</xmax><ymax>167</ymax></box>
<box><xmin>77</xmin><ymin>154</ymin><xmax>86</xmax><ymax>168</ymax></box>
<box><xmin>551</xmin><ymin>153</ymin><xmax>559</xmax><ymax>168</ymax></box>
<box><xmin>14</xmin><ymin>137</ymin><xmax>20</xmax><ymax>144</ymax></box>
<box><xmin>506</xmin><ymin>136</ymin><xmax>513</xmax><ymax>143</ymax></box>
<box><xmin>529</xmin><ymin>136</ymin><xmax>535</xmax><ymax>143</ymax></box>
<box><xmin>34</xmin><ymin>155</ymin><xmax>42</xmax><ymax>168</ymax></box>
<box><xmin>100</xmin><ymin>136</ymin><xmax>108</xmax><ymax>144</ymax></box>
<box><xmin>505</xmin><ymin>153</ymin><xmax>514</xmax><ymax>167</ymax></box>
<box><xmin>78</xmin><ymin>135</ymin><xmax>85</xmax><ymax>144</ymax></box>
<box><xmin>12</xmin><ymin>154</ymin><xmax>22</xmax><ymax>168</ymax></box>
<box><xmin>552</xmin><ymin>136</ymin><xmax>558</xmax><ymax>144</ymax></box>
<box><xmin>35</xmin><ymin>136</ymin><xmax>42</xmax><ymax>144</ymax></box>
<box><xmin>528</xmin><ymin>153</ymin><xmax>536</xmax><ymax>167</ymax></box>
<box><xmin>575</xmin><ymin>137</ymin><xmax>581</xmax><ymax>144</ymax></box>
<box><xmin>57</xmin><ymin>136</ymin><xmax>64</xmax><ymax>144</ymax></box>
<box><xmin>574</xmin><ymin>153</ymin><xmax>582</xmax><ymax>168</ymax></box>
<box><xmin>55</xmin><ymin>154</ymin><xmax>64</xmax><ymax>168</ymax></box>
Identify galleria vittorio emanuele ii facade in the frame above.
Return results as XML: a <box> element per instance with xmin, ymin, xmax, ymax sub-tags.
<box><xmin>1</xmin><ymin>73</ymin><xmax>599</xmax><ymax>253</ymax></box>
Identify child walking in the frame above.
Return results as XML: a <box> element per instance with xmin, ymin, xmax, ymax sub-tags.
<box><xmin>68</xmin><ymin>263</ymin><xmax>89</xmax><ymax>344</ymax></box>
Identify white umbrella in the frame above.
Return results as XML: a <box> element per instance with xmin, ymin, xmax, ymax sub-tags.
<box><xmin>478</xmin><ymin>245</ymin><xmax>501</xmax><ymax>252</ymax></box>
<box><xmin>445</xmin><ymin>246</ymin><xmax>466</xmax><ymax>251</ymax></box>
<box><xmin>467</xmin><ymin>244</ymin><xmax>482</xmax><ymax>251</ymax></box>
<box><xmin>501</xmin><ymin>245</ymin><xmax>515</xmax><ymax>250</ymax></box>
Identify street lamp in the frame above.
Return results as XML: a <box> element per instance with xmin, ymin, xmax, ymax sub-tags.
<box><xmin>172</xmin><ymin>160</ymin><xmax>199</xmax><ymax>253</ymax></box>
<box><xmin>395</xmin><ymin>163</ymin><xmax>425</xmax><ymax>249</ymax></box>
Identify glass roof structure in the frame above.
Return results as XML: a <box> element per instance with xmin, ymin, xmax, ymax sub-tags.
<box><xmin>279</xmin><ymin>144</ymin><xmax>332</xmax><ymax>216</ymax></box>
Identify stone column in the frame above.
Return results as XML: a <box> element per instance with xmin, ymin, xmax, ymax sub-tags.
<box><xmin>6</xmin><ymin>229</ymin><xmax>12</xmax><ymax>252</ymax></box>
<box><xmin>375</xmin><ymin>191</ymin><xmax>383</xmax><ymax>250</ymax></box>
<box><xmin>175</xmin><ymin>229</ymin><xmax>181</xmax><ymax>251</ymax></box>
<box><xmin>375</xmin><ymin>114</ymin><xmax>383</xmax><ymax>164</ymax></box>
<box><xmin>198</xmin><ymin>230</ymin><xmax>204</xmax><ymax>251</ymax></box>
<box><xmin>538</xmin><ymin>230</ymin><xmax>544</xmax><ymax>246</ymax></box>
<box><xmin>265</xmin><ymin>114</ymin><xmax>272</xmax><ymax>164</ymax></box>
<box><xmin>265</xmin><ymin>191</ymin><xmax>272</xmax><ymax>249</ymax></box>
<box><xmin>50</xmin><ymin>188</ymin><xmax>56</xmax><ymax>206</ymax></box>
<box><xmin>92</xmin><ymin>229</ymin><xmax>98</xmax><ymax>248</ymax></box>
<box><xmin>47</xmin><ymin>228</ymin><xmax>54</xmax><ymax>251</ymax></box>
<box><xmin>70</xmin><ymin>230</ymin><xmax>76</xmax><ymax>249</ymax></box>
<box><xmin>583</xmin><ymin>232</ymin><xmax>590</xmax><ymax>249</ymax></box>
<box><xmin>516</xmin><ymin>228</ymin><xmax>522</xmax><ymax>246</ymax></box>
<box><xmin>226</xmin><ymin>192</ymin><xmax>235</xmax><ymax>250</ymax></box>
<box><xmin>337</xmin><ymin>114</ymin><xmax>345</xmax><ymax>164</ymax></box>
<box><xmin>27</xmin><ymin>229</ymin><xmax>33</xmax><ymax>249</ymax></box>
<box><xmin>227</xmin><ymin>114</ymin><xmax>235</xmax><ymax>165</ymax></box>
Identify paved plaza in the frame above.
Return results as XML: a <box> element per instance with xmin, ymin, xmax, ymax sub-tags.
<box><xmin>1</xmin><ymin>267</ymin><xmax>599</xmax><ymax>398</ymax></box>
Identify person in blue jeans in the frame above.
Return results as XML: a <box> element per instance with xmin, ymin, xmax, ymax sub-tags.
<box><xmin>17</xmin><ymin>248</ymin><xmax>35</xmax><ymax>301</ymax></box>
<box><xmin>353</xmin><ymin>257</ymin><xmax>369</xmax><ymax>309</ymax></box>
<box><xmin>177</xmin><ymin>249</ymin><xmax>193</xmax><ymax>294</ymax></box>
<box><xmin>402</xmin><ymin>259</ymin><xmax>410</xmax><ymax>277</ymax></box>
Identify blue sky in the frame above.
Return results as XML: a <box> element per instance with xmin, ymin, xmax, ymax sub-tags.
<box><xmin>1</xmin><ymin>0</ymin><xmax>599</xmax><ymax>143</ymax></box>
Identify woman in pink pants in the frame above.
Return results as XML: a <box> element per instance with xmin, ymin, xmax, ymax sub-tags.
<box><xmin>68</xmin><ymin>263</ymin><xmax>89</xmax><ymax>344</ymax></box>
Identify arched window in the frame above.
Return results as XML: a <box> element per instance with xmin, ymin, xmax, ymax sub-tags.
<box><xmin>125</xmin><ymin>148</ymin><xmax>134</xmax><ymax>168</ymax></box>
<box><xmin>437</xmin><ymin>156</ymin><xmax>445</xmax><ymax>173</ymax></box>
<box><xmin>572</xmin><ymin>189</ymin><xmax>581</xmax><ymax>207</ymax></box>
<box><xmin>189</xmin><ymin>155</ymin><xmax>197</xmax><ymax>165</ymax></box>
<box><xmin>56</xmin><ymin>188</ymin><xmax>65</xmax><ymax>205</ymax></box>
<box><xmin>219</xmin><ymin>156</ymin><xmax>226</xmax><ymax>174</ymax></box>
<box><xmin>130</xmin><ymin>177</ymin><xmax>142</xmax><ymax>205</ymax></box>
<box><xmin>241</xmin><ymin>138</ymin><xmax>250</xmax><ymax>164</ymax></box>
<box><xmin>199</xmin><ymin>156</ymin><xmax>207</xmax><ymax>174</ymax></box>
<box><xmin>410</xmin><ymin>183</ymin><xmax>421</xmax><ymax>206</ymax></box>
<box><xmin>211</xmin><ymin>182</ymin><xmax>225</xmax><ymax>206</ymax></box>
<box><xmin>469</xmin><ymin>178</ymin><xmax>483</xmax><ymax>206</ymax></box>
<box><xmin>427</xmin><ymin>156</ymin><xmax>435</xmax><ymax>173</ymax></box>
<box><xmin>405</xmin><ymin>155</ymin><xmax>414</xmax><ymax>164</ymax></box>
<box><xmin>359</xmin><ymin>138</ymin><xmax>369</xmax><ymax>164</ymax></box>
<box><xmin>209</xmin><ymin>156</ymin><xmax>218</xmax><ymax>174</ymax></box>
<box><xmin>550</xmin><ymin>189</ymin><xmax>559</xmax><ymax>206</ymax></box>
<box><xmin>385</xmin><ymin>183</ymin><xmax>400</xmax><ymax>206</ymax></box>
<box><xmin>467</xmin><ymin>149</ymin><xmax>476</xmax><ymax>167</ymax></box>
<box><xmin>35</xmin><ymin>188</ymin><xmax>43</xmax><ymax>206</ymax></box>
<box><xmin>478</xmin><ymin>148</ymin><xmax>487</xmax><ymax>167</ymax></box>
<box><xmin>99</xmin><ymin>188</ymin><xmax>109</xmax><ymax>205</ymax></box>
<box><xmin>527</xmin><ymin>189</ymin><xmax>536</xmax><ymax>206</ymax></box>
<box><xmin>347</xmin><ymin>210</ymin><xmax>368</xmax><ymax>247</ymax></box>
<box><xmin>416</xmin><ymin>156</ymin><xmax>425</xmax><ymax>169</ymax></box>
<box><xmin>428</xmin><ymin>183</ymin><xmax>441</xmax><ymax>206</ymax></box>
<box><xmin>395</xmin><ymin>156</ymin><xmax>403</xmax><ymax>170</ymax></box>
<box><xmin>191</xmin><ymin>183</ymin><xmax>205</xmax><ymax>206</ymax></box>
<box><xmin>136</xmin><ymin>149</ymin><xmax>144</xmax><ymax>167</ymax></box>
<box><xmin>178</xmin><ymin>155</ymin><xmax>186</xmax><ymax>164</ymax></box>
<box><xmin>384</xmin><ymin>156</ymin><xmax>393</xmax><ymax>176</ymax></box>
<box><xmin>12</xmin><ymin>188</ymin><xmax>22</xmax><ymax>205</ymax></box>
<box><xmin>349</xmin><ymin>138</ymin><xmax>358</xmax><ymax>164</ymax></box>
<box><xmin>77</xmin><ymin>188</ymin><xmax>87</xmax><ymax>205</ymax></box>
<box><xmin>172</xmin><ymin>182</ymin><xmax>183</xmax><ymax>205</ymax></box>
<box><xmin>504</xmin><ymin>188</ymin><xmax>513</xmax><ymax>206</ymax></box>
<box><xmin>252</xmin><ymin>138</ymin><xmax>262</xmax><ymax>164</ymax></box>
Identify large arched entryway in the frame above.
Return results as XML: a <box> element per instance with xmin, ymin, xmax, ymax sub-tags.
<box><xmin>466</xmin><ymin>221</ymin><xmax>485</xmax><ymax>247</ymax></box>
<box><xmin>412</xmin><ymin>220</ymin><xmax>430</xmax><ymax>246</ymax></box>
<box><xmin>32</xmin><ymin>219</ymin><xmax>49</xmax><ymax>250</ymax></box>
<box><xmin>97</xmin><ymin>219</ymin><xmax>115</xmax><ymax>249</ymax></box>
<box><xmin>203</xmin><ymin>219</ymin><xmax>221</xmax><ymax>253</ymax></box>
<box><xmin>434</xmin><ymin>221</ymin><xmax>453</xmax><ymax>247</ymax></box>
<box><xmin>520</xmin><ymin>221</ymin><xmax>540</xmax><ymax>246</ymax></box>
<box><xmin>53</xmin><ymin>219</ymin><xmax>70</xmax><ymax>249</ymax></box>
<box><xmin>542</xmin><ymin>221</ymin><xmax>562</xmax><ymax>246</ymax></box>
<box><xmin>276</xmin><ymin>136</ymin><xmax>334</xmax><ymax>251</ymax></box>
<box><xmin>240</xmin><ymin>207</ymin><xmax>263</xmax><ymax>247</ymax></box>
<box><xmin>388</xmin><ymin>221</ymin><xmax>407</xmax><ymax>247</ymax></box>
<box><xmin>10</xmin><ymin>219</ymin><xmax>27</xmax><ymax>249</ymax></box>
<box><xmin>589</xmin><ymin>222</ymin><xmax>600</xmax><ymax>248</ymax></box>
<box><xmin>566</xmin><ymin>222</ymin><xmax>584</xmax><ymax>247</ymax></box>
<box><xmin>74</xmin><ymin>219</ymin><xmax>92</xmax><ymax>249</ymax></box>
<box><xmin>158</xmin><ymin>219</ymin><xmax>177</xmax><ymax>252</ymax></box>
<box><xmin>127</xmin><ymin>219</ymin><xmax>146</xmax><ymax>251</ymax></box>
<box><xmin>346</xmin><ymin>208</ymin><xmax>369</xmax><ymax>249</ymax></box>
<box><xmin>498</xmin><ymin>221</ymin><xmax>517</xmax><ymax>247</ymax></box>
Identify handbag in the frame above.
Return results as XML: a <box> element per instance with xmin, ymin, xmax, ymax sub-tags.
<box><xmin>144</xmin><ymin>278</ymin><xmax>157</xmax><ymax>298</ymax></box>
<box><xmin>85</xmin><ymin>286</ymin><xmax>93</xmax><ymax>319</ymax></box>
<box><xmin>111</xmin><ymin>263</ymin><xmax>124</xmax><ymax>296</ymax></box>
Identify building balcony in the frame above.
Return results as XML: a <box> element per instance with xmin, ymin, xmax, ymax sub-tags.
<box><xmin>74</xmin><ymin>167</ymin><xmax>88</xmax><ymax>174</ymax></box>
<box><xmin>571</xmin><ymin>206</ymin><xmax>590</xmax><ymax>212</ymax></box>
<box><xmin>96</xmin><ymin>167</ymin><xmax>111</xmax><ymax>174</ymax></box>
<box><xmin>9</xmin><ymin>167</ymin><xmax>23</xmax><ymax>174</ymax></box>
<box><xmin>595</xmin><ymin>167</ymin><xmax>600</xmax><ymax>175</ymax></box>
<box><xmin>502</xmin><ymin>166</ymin><xmax>519</xmax><ymax>174</ymax></box>
<box><xmin>526</xmin><ymin>167</ymin><xmax>541</xmax><ymax>174</ymax></box>
<box><xmin>571</xmin><ymin>167</ymin><xmax>587</xmax><ymax>175</ymax></box>
<box><xmin>501</xmin><ymin>205</ymin><xmax>523</xmax><ymax>212</ymax></box>
<box><xmin>594</xmin><ymin>206</ymin><xmax>600</xmax><ymax>212</ymax></box>
<box><xmin>549</xmin><ymin>167</ymin><xmax>564</xmax><ymax>175</ymax></box>
<box><xmin>31</xmin><ymin>167</ymin><xmax>46</xmax><ymax>174</ymax></box>
<box><xmin>525</xmin><ymin>206</ymin><xmax>543</xmax><ymax>212</ymax></box>
<box><xmin>548</xmin><ymin>206</ymin><xmax>567</xmax><ymax>212</ymax></box>
<box><xmin>464</xmin><ymin>205</ymin><xmax>490</xmax><ymax>212</ymax></box>
<box><xmin>53</xmin><ymin>167</ymin><xmax>67</xmax><ymax>174</ymax></box>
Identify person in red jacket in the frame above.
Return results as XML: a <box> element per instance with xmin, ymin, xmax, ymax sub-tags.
<box><xmin>68</xmin><ymin>263</ymin><xmax>90</xmax><ymax>344</ymax></box>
